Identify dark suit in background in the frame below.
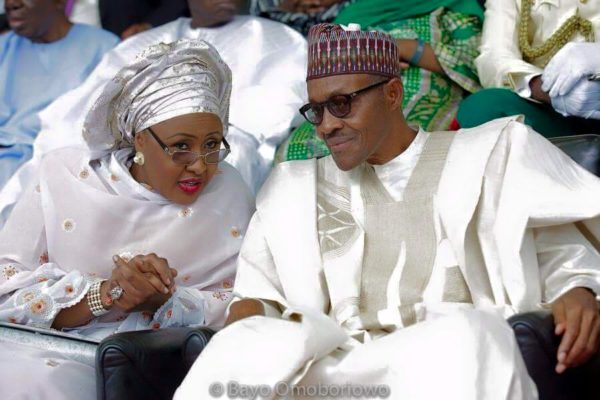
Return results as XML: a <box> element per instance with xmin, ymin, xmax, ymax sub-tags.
<box><xmin>99</xmin><ymin>0</ymin><xmax>189</xmax><ymax>37</ymax></box>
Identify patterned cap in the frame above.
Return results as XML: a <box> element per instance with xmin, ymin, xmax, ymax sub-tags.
<box><xmin>306</xmin><ymin>23</ymin><xmax>401</xmax><ymax>81</ymax></box>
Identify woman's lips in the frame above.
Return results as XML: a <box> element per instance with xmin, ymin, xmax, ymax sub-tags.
<box><xmin>178</xmin><ymin>179</ymin><xmax>203</xmax><ymax>194</ymax></box>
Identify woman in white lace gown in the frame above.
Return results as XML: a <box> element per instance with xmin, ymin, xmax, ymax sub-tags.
<box><xmin>0</xmin><ymin>39</ymin><xmax>254</xmax><ymax>399</ymax></box>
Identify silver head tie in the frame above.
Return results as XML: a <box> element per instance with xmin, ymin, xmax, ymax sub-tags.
<box><xmin>83</xmin><ymin>39</ymin><xmax>232</xmax><ymax>159</ymax></box>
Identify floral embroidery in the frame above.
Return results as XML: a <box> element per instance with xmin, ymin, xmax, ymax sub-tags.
<box><xmin>230</xmin><ymin>227</ymin><xmax>241</xmax><ymax>238</ymax></box>
<box><xmin>212</xmin><ymin>292</ymin><xmax>228</xmax><ymax>301</ymax></box>
<box><xmin>62</xmin><ymin>219</ymin><xmax>76</xmax><ymax>232</ymax></box>
<box><xmin>166</xmin><ymin>309</ymin><xmax>173</xmax><ymax>318</ymax></box>
<box><xmin>64</xmin><ymin>285</ymin><xmax>75</xmax><ymax>295</ymax></box>
<box><xmin>30</xmin><ymin>299</ymin><xmax>47</xmax><ymax>314</ymax></box>
<box><xmin>23</xmin><ymin>292</ymin><xmax>35</xmax><ymax>302</ymax></box>
<box><xmin>151</xmin><ymin>322</ymin><xmax>161</xmax><ymax>330</ymax></box>
<box><xmin>39</xmin><ymin>252</ymin><xmax>49</xmax><ymax>265</ymax></box>
<box><xmin>222</xmin><ymin>280</ymin><xmax>233</xmax><ymax>289</ymax></box>
<box><xmin>182</xmin><ymin>275</ymin><xmax>191</xmax><ymax>283</ymax></box>
<box><xmin>179</xmin><ymin>207</ymin><xmax>193</xmax><ymax>218</ymax></box>
<box><xmin>110</xmin><ymin>174</ymin><xmax>120</xmax><ymax>182</ymax></box>
<box><xmin>79</xmin><ymin>168</ymin><xmax>90</xmax><ymax>179</ymax></box>
<box><xmin>37</xmin><ymin>277</ymin><xmax>48</xmax><ymax>283</ymax></box>
<box><xmin>45</xmin><ymin>359</ymin><xmax>60</xmax><ymax>367</ymax></box>
<box><xmin>8</xmin><ymin>317</ymin><xmax>17</xmax><ymax>324</ymax></box>
<box><xmin>2</xmin><ymin>265</ymin><xmax>17</xmax><ymax>280</ymax></box>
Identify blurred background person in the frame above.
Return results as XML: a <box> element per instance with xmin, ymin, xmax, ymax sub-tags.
<box><xmin>250</xmin><ymin>0</ymin><xmax>352</xmax><ymax>36</ymax></box>
<box><xmin>99</xmin><ymin>0</ymin><xmax>190</xmax><ymax>40</ymax></box>
<box><xmin>0</xmin><ymin>0</ymin><xmax>118</xmax><ymax>190</ymax></box>
<box><xmin>458</xmin><ymin>0</ymin><xmax>599</xmax><ymax>138</ymax></box>
<box><xmin>59</xmin><ymin>0</ymin><xmax>192</xmax><ymax>39</ymax></box>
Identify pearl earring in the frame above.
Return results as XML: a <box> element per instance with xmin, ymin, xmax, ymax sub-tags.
<box><xmin>133</xmin><ymin>151</ymin><xmax>145</xmax><ymax>166</ymax></box>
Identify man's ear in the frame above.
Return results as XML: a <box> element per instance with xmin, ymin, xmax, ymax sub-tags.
<box><xmin>384</xmin><ymin>77</ymin><xmax>404</xmax><ymax>111</ymax></box>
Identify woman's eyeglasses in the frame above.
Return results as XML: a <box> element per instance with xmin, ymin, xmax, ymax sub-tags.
<box><xmin>299</xmin><ymin>79</ymin><xmax>390</xmax><ymax>125</ymax></box>
<box><xmin>146</xmin><ymin>127</ymin><xmax>230</xmax><ymax>165</ymax></box>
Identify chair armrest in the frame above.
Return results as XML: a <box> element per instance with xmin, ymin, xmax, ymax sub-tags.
<box><xmin>96</xmin><ymin>327</ymin><xmax>214</xmax><ymax>400</ymax></box>
<box><xmin>508</xmin><ymin>311</ymin><xmax>600</xmax><ymax>400</ymax></box>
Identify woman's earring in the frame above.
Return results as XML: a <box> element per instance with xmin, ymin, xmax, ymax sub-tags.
<box><xmin>133</xmin><ymin>151</ymin><xmax>145</xmax><ymax>166</ymax></box>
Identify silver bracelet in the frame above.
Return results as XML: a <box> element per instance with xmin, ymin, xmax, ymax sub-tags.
<box><xmin>86</xmin><ymin>279</ymin><xmax>110</xmax><ymax>317</ymax></box>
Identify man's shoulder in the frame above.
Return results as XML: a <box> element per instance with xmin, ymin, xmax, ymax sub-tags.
<box><xmin>265</xmin><ymin>158</ymin><xmax>318</xmax><ymax>184</ymax></box>
<box><xmin>0</xmin><ymin>30</ymin><xmax>18</xmax><ymax>51</ymax></box>
<box><xmin>449</xmin><ymin>115</ymin><xmax>529</xmax><ymax>151</ymax></box>
<box><xmin>230</xmin><ymin>15</ymin><xmax>305</xmax><ymax>42</ymax></box>
<box><xmin>256</xmin><ymin>158</ymin><xmax>318</xmax><ymax>206</ymax></box>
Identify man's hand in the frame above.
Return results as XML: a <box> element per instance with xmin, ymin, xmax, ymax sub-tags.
<box><xmin>549</xmin><ymin>77</ymin><xmax>600</xmax><ymax>119</ymax></box>
<box><xmin>542</xmin><ymin>42</ymin><xmax>600</xmax><ymax>97</ymax></box>
<box><xmin>551</xmin><ymin>287</ymin><xmax>600</xmax><ymax>373</ymax></box>
<box><xmin>529</xmin><ymin>75</ymin><xmax>551</xmax><ymax>104</ymax></box>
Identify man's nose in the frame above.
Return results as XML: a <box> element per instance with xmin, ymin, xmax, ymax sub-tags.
<box><xmin>316</xmin><ymin>107</ymin><xmax>344</xmax><ymax>139</ymax></box>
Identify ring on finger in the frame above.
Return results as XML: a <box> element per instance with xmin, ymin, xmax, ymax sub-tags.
<box><xmin>110</xmin><ymin>285</ymin><xmax>124</xmax><ymax>301</ymax></box>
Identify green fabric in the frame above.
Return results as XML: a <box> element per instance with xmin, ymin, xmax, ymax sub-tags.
<box><xmin>335</xmin><ymin>0</ymin><xmax>483</xmax><ymax>27</ymax></box>
<box><xmin>457</xmin><ymin>88</ymin><xmax>600</xmax><ymax>138</ymax></box>
<box><xmin>276</xmin><ymin>8</ymin><xmax>482</xmax><ymax>163</ymax></box>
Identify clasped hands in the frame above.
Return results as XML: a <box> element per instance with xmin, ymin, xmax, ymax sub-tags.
<box><xmin>541</xmin><ymin>42</ymin><xmax>600</xmax><ymax>119</ymax></box>
<box><xmin>101</xmin><ymin>253</ymin><xmax>178</xmax><ymax>314</ymax></box>
<box><xmin>551</xmin><ymin>287</ymin><xmax>600</xmax><ymax>373</ymax></box>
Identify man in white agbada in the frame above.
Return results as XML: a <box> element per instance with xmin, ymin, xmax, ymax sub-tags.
<box><xmin>0</xmin><ymin>39</ymin><xmax>254</xmax><ymax>399</ymax></box>
<box><xmin>176</xmin><ymin>24</ymin><xmax>600</xmax><ymax>400</ymax></box>
<box><xmin>0</xmin><ymin>0</ymin><xmax>306</xmax><ymax>226</ymax></box>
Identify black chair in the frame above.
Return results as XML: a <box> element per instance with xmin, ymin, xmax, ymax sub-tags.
<box><xmin>96</xmin><ymin>327</ymin><xmax>213</xmax><ymax>400</ymax></box>
<box><xmin>96</xmin><ymin>135</ymin><xmax>600</xmax><ymax>400</ymax></box>
<box><xmin>509</xmin><ymin>312</ymin><xmax>600</xmax><ymax>400</ymax></box>
<box><xmin>550</xmin><ymin>135</ymin><xmax>600</xmax><ymax>176</ymax></box>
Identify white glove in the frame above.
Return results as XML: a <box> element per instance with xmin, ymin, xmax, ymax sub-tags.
<box><xmin>551</xmin><ymin>76</ymin><xmax>600</xmax><ymax>119</ymax></box>
<box><xmin>542</xmin><ymin>42</ymin><xmax>600</xmax><ymax>97</ymax></box>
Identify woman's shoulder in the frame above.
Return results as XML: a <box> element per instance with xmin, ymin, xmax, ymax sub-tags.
<box><xmin>215</xmin><ymin>162</ymin><xmax>253</xmax><ymax>196</ymax></box>
<box><xmin>40</xmin><ymin>147</ymin><xmax>90</xmax><ymax>171</ymax></box>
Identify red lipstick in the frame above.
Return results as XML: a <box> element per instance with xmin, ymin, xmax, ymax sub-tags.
<box><xmin>178</xmin><ymin>178</ymin><xmax>203</xmax><ymax>194</ymax></box>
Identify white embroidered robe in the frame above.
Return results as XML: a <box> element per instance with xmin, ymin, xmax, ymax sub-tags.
<box><xmin>0</xmin><ymin>147</ymin><xmax>255</xmax><ymax>399</ymax></box>
<box><xmin>176</xmin><ymin>116</ymin><xmax>600</xmax><ymax>400</ymax></box>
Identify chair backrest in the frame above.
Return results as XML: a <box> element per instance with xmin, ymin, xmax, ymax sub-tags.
<box><xmin>550</xmin><ymin>135</ymin><xmax>600</xmax><ymax>177</ymax></box>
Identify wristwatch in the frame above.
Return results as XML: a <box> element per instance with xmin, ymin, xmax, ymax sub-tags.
<box><xmin>87</xmin><ymin>279</ymin><xmax>111</xmax><ymax>317</ymax></box>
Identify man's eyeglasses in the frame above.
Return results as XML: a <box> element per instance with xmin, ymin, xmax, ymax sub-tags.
<box><xmin>146</xmin><ymin>127</ymin><xmax>230</xmax><ymax>165</ymax></box>
<box><xmin>299</xmin><ymin>79</ymin><xmax>391</xmax><ymax>125</ymax></box>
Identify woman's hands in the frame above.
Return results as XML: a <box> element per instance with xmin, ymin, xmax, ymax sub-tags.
<box><xmin>105</xmin><ymin>254</ymin><xmax>178</xmax><ymax>314</ymax></box>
